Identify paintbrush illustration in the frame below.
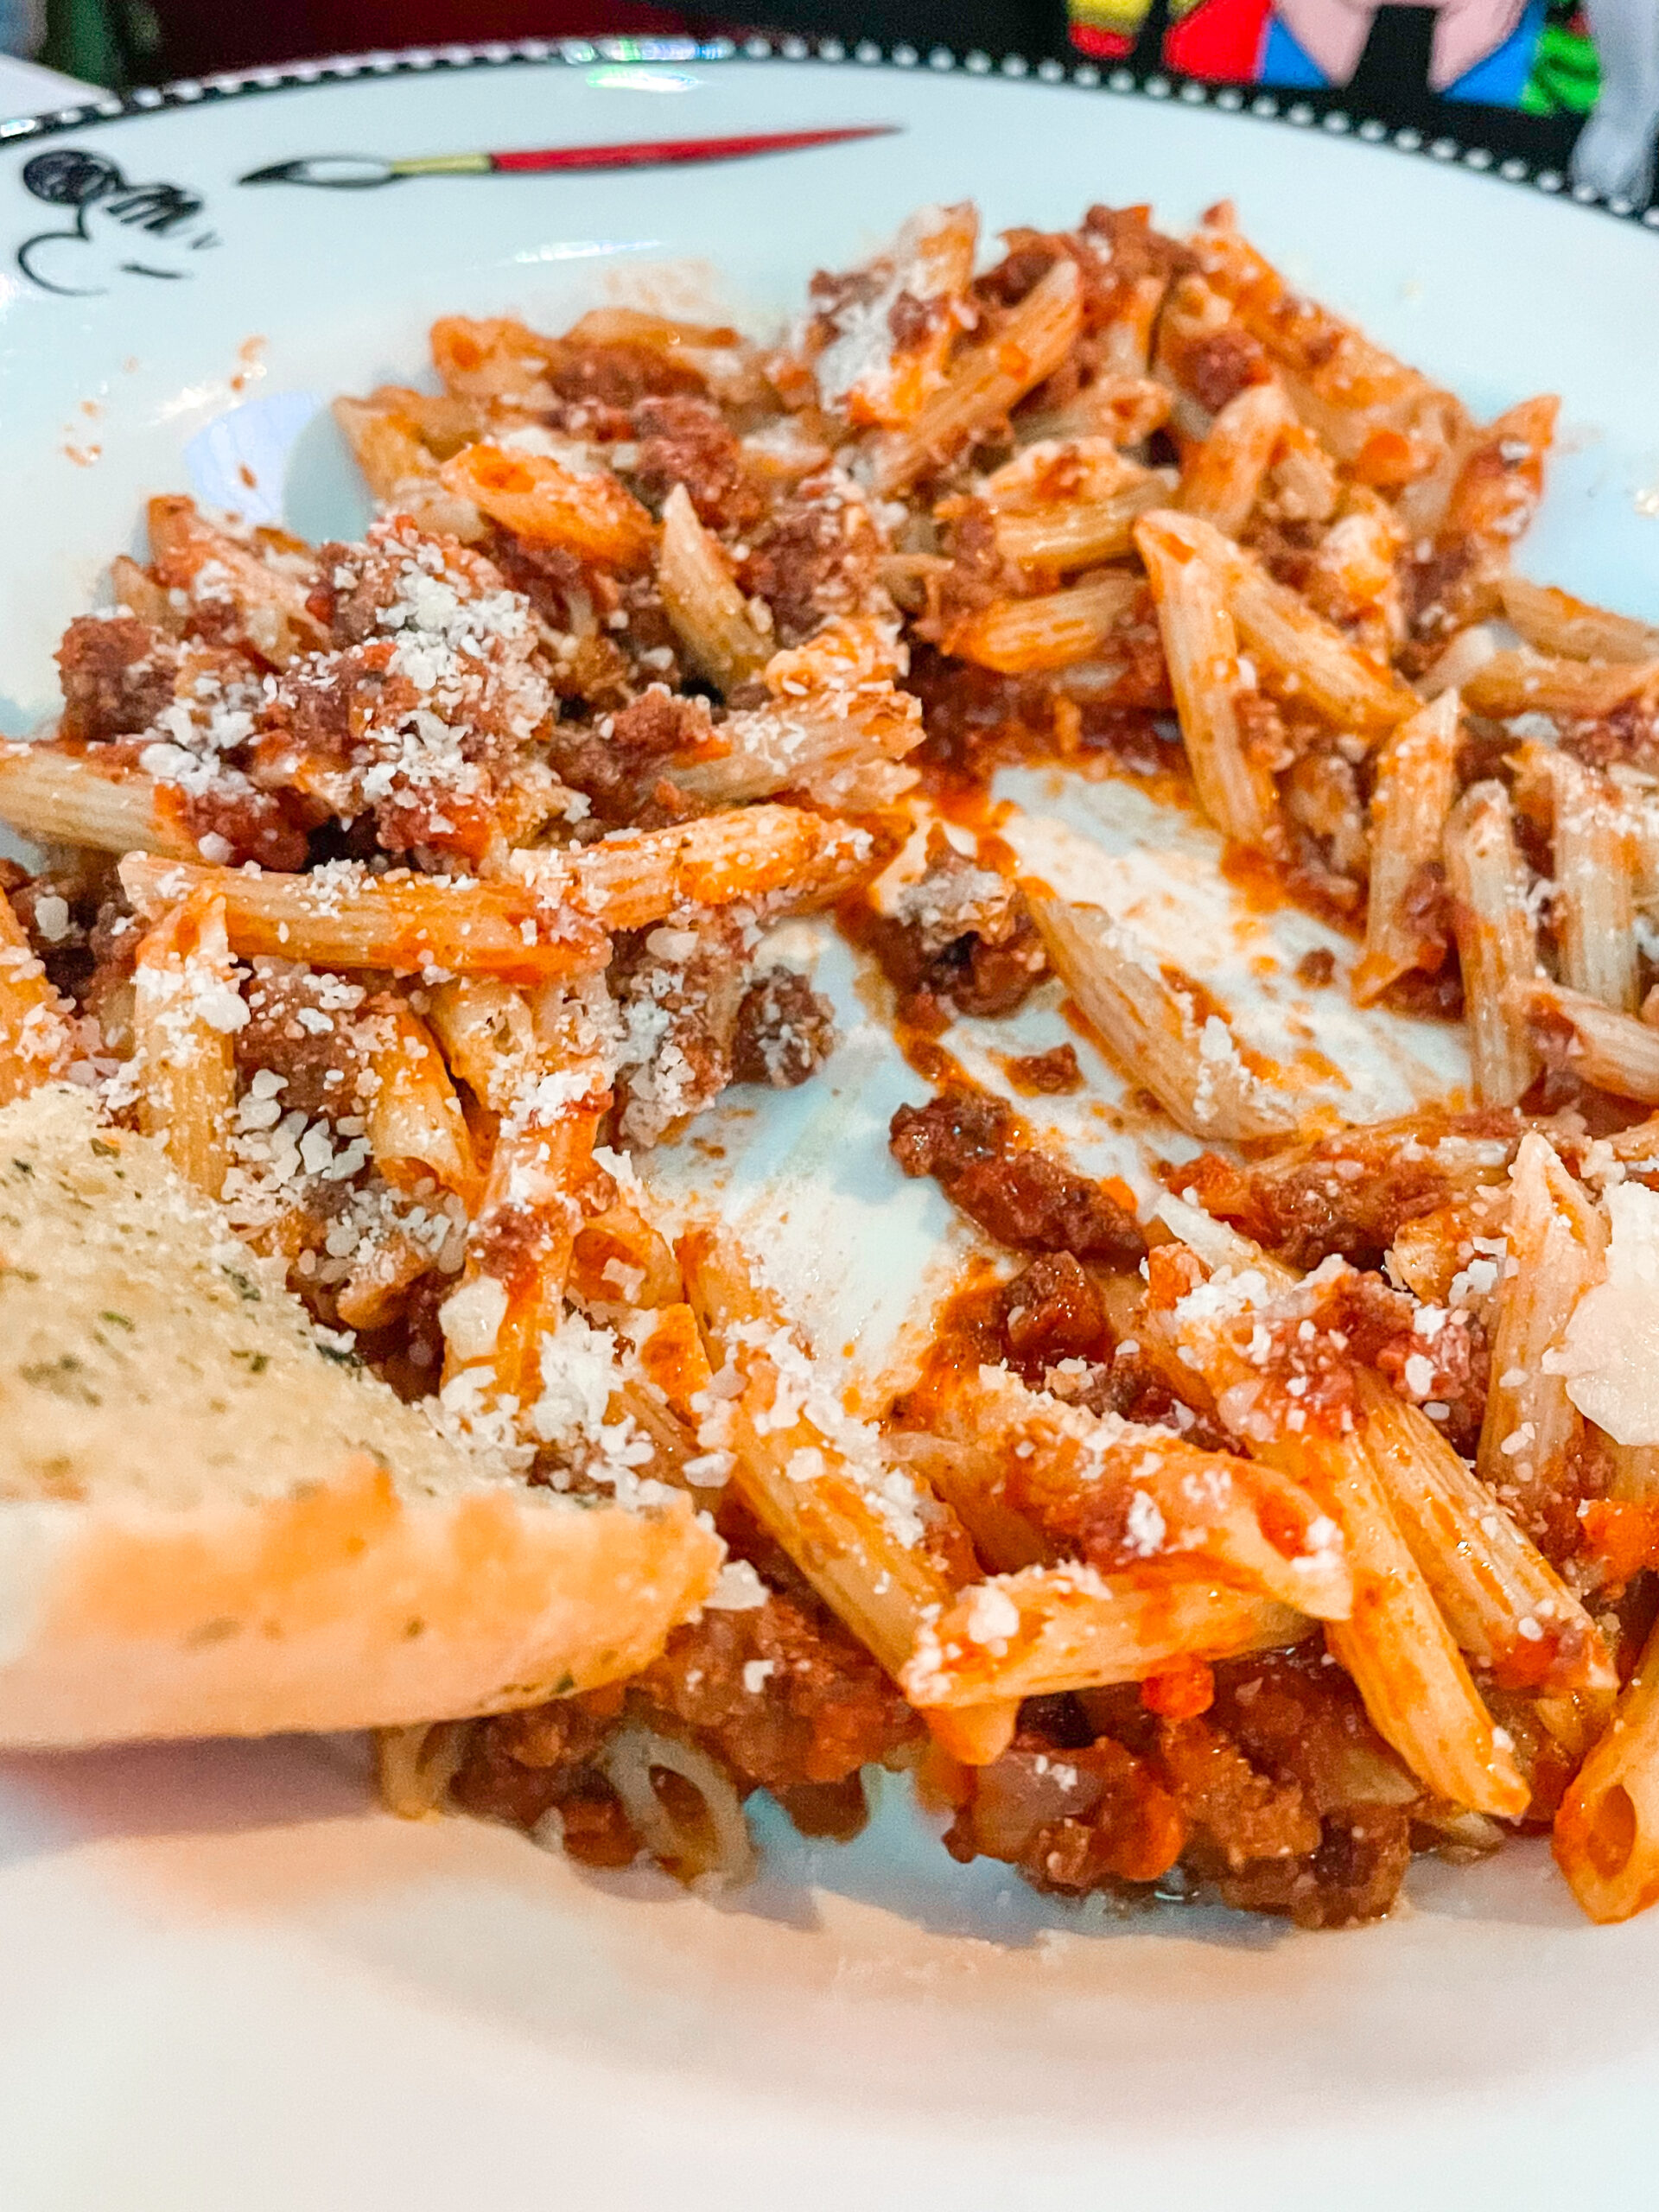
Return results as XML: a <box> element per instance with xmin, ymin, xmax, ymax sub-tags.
<box><xmin>240</xmin><ymin>124</ymin><xmax>897</xmax><ymax>188</ymax></box>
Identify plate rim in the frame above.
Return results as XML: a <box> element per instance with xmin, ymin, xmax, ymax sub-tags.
<box><xmin>2</xmin><ymin>33</ymin><xmax>1653</xmax><ymax>234</ymax></box>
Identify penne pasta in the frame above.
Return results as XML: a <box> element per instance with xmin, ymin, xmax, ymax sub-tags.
<box><xmin>809</xmin><ymin>202</ymin><xmax>978</xmax><ymax>429</ymax></box>
<box><xmin>1500</xmin><ymin>575</ymin><xmax>1659</xmax><ymax>664</ymax></box>
<box><xmin>429</xmin><ymin>314</ymin><xmax>559</xmax><ymax>407</ymax></box>
<box><xmin>992</xmin><ymin>480</ymin><xmax>1171</xmax><ymax>573</ymax></box>
<box><xmin>0</xmin><ymin>888</ymin><xmax>73</xmax><ymax>1105</ymax></box>
<box><xmin>1442</xmin><ymin>780</ymin><xmax>1539</xmax><ymax>1108</ymax></box>
<box><xmin>1352</xmin><ymin>690</ymin><xmax>1462</xmax><ymax>1005</ymax></box>
<box><xmin>362</xmin><ymin>994</ymin><xmax>482</xmax><ymax>1207</ymax></box>
<box><xmin>440</xmin><ymin>442</ymin><xmax>656</xmax><ymax>571</ymax></box>
<box><xmin>1530</xmin><ymin>980</ymin><xmax>1659</xmax><ymax>1101</ymax></box>
<box><xmin>656</xmin><ymin>485</ymin><xmax>771</xmax><ymax>693</ymax></box>
<box><xmin>671</xmin><ymin>694</ymin><xmax>923</xmax><ymax>813</ymax></box>
<box><xmin>119</xmin><ymin>855</ymin><xmax>612</xmax><ymax>985</ymax></box>
<box><xmin>1554</xmin><ymin>1612</ymin><xmax>1659</xmax><ymax>1923</ymax></box>
<box><xmin>677</xmin><ymin>1222</ymin><xmax>1018</xmax><ymax>1764</ymax></box>
<box><xmin>869</xmin><ymin>258</ymin><xmax>1083</xmax><ymax>495</ymax></box>
<box><xmin>1136</xmin><ymin>511</ymin><xmax>1280</xmax><ymax>850</ymax></box>
<box><xmin>130</xmin><ymin>889</ymin><xmax>242</xmax><ymax>1200</ymax></box>
<box><xmin>439</xmin><ymin>1066</ymin><xmax>609</xmax><ymax>1424</ymax></box>
<box><xmin>147</xmin><ymin>496</ymin><xmax>328</xmax><ymax>667</ymax></box>
<box><xmin>332</xmin><ymin>393</ymin><xmax>487</xmax><ymax>541</ymax></box>
<box><xmin>902</xmin><ymin>1566</ymin><xmax>1306</xmax><ymax>1707</ymax></box>
<box><xmin>424</xmin><ymin>976</ymin><xmax>542</xmax><ymax>1114</ymax></box>
<box><xmin>0</xmin><ymin>741</ymin><xmax>200</xmax><ymax>861</ymax></box>
<box><xmin>931</xmin><ymin>1363</ymin><xmax>1352</xmax><ymax>1618</ymax></box>
<box><xmin>1160</xmin><ymin>1261</ymin><xmax>1529</xmax><ymax>1818</ymax></box>
<box><xmin>944</xmin><ymin>573</ymin><xmax>1141</xmax><ymax>677</ymax></box>
<box><xmin>1419</xmin><ymin>397</ymin><xmax>1557</xmax><ymax>626</ymax></box>
<box><xmin>978</xmin><ymin>437</ymin><xmax>1173</xmax><ymax>573</ymax></box>
<box><xmin>1476</xmin><ymin>1132</ymin><xmax>1605</xmax><ymax>1537</ymax></box>
<box><xmin>1138</xmin><ymin>509</ymin><xmax>1417</xmax><ymax>734</ymax></box>
<box><xmin>1461</xmin><ymin>649</ymin><xmax>1657</xmax><ymax>721</ymax></box>
<box><xmin>1175</xmin><ymin>379</ymin><xmax>1293</xmax><ymax>539</ymax></box>
<box><xmin>1359</xmin><ymin>1379</ymin><xmax>1614</xmax><ymax>1695</ymax></box>
<box><xmin>1027</xmin><ymin>890</ymin><xmax>1299</xmax><ymax>1141</ymax></box>
<box><xmin>1529</xmin><ymin>749</ymin><xmax>1641</xmax><ymax>1012</ymax></box>
<box><xmin>508</xmin><ymin>804</ymin><xmax>875</xmax><ymax>930</ymax></box>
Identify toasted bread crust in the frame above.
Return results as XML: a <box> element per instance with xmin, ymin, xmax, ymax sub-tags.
<box><xmin>0</xmin><ymin>1452</ymin><xmax>719</xmax><ymax>1745</ymax></box>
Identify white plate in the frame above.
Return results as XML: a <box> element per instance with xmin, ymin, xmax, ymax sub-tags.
<box><xmin>1</xmin><ymin>46</ymin><xmax>1657</xmax><ymax>2211</ymax></box>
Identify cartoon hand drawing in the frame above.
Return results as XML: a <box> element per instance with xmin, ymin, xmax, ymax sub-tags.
<box><xmin>16</xmin><ymin>148</ymin><xmax>219</xmax><ymax>297</ymax></box>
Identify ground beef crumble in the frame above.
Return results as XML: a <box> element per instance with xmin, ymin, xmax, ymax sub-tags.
<box><xmin>891</xmin><ymin>1085</ymin><xmax>1146</xmax><ymax>1267</ymax></box>
<box><xmin>943</xmin><ymin>1647</ymin><xmax>1419</xmax><ymax>1927</ymax></box>
<box><xmin>731</xmin><ymin>965</ymin><xmax>837</xmax><ymax>1089</ymax></box>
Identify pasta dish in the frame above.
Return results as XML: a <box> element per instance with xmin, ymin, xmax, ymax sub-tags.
<box><xmin>4</xmin><ymin>195</ymin><xmax>1659</xmax><ymax>1932</ymax></box>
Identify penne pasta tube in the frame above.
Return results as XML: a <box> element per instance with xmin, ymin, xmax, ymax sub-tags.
<box><xmin>1461</xmin><ymin>650</ymin><xmax>1656</xmax><ymax>721</ymax></box>
<box><xmin>439</xmin><ymin>1069</ymin><xmax>608</xmax><ymax>1422</ymax></box>
<box><xmin>944</xmin><ymin>573</ymin><xmax>1141</xmax><ymax>676</ymax></box>
<box><xmin>1136</xmin><ymin>511</ymin><xmax>1280</xmax><ymax>850</ymax></box>
<box><xmin>1554</xmin><ymin>1612</ymin><xmax>1659</xmax><ymax>1923</ymax></box>
<box><xmin>869</xmin><ymin>258</ymin><xmax>1083</xmax><ymax>495</ymax></box>
<box><xmin>146</xmin><ymin>496</ymin><xmax>327</xmax><ymax>667</ymax></box>
<box><xmin>425</xmin><ymin>976</ymin><xmax>541</xmax><ymax>1113</ymax></box>
<box><xmin>1192</xmin><ymin>215</ymin><xmax>1466</xmax><ymax>484</ymax></box>
<box><xmin>1476</xmin><ymin>1132</ymin><xmax>1605</xmax><ymax>1536</ymax></box>
<box><xmin>1424</xmin><ymin>397</ymin><xmax>1557</xmax><ymax>620</ymax></box>
<box><xmin>362</xmin><ymin>994</ymin><xmax>482</xmax><ymax>1206</ymax></box>
<box><xmin>1443</xmin><ymin>780</ymin><xmax>1538</xmax><ymax>1108</ymax></box>
<box><xmin>991</xmin><ymin>479</ymin><xmax>1171</xmax><ymax>572</ymax></box>
<box><xmin>1533</xmin><ymin>750</ymin><xmax>1641</xmax><ymax>1012</ymax></box>
<box><xmin>1137</xmin><ymin>508</ymin><xmax>1417</xmax><ymax>734</ymax></box>
<box><xmin>656</xmin><ymin>485</ymin><xmax>771</xmax><ymax>693</ymax></box>
<box><xmin>509</xmin><ymin>804</ymin><xmax>875</xmax><ymax>929</ymax></box>
<box><xmin>332</xmin><ymin>394</ymin><xmax>486</xmax><ymax>541</ymax></box>
<box><xmin>883</xmin><ymin>1426</ymin><xmax>1056</xmax><ymax>1574</ymax></box>
<box><xmin>1530</xmin><ymin>979</ymin><xmax>1659</xmax><ymax>1101</ymax></box>
<box><xmin>130</xmin><ymin>890</ymin><xmax>242</xmax><ymax>1200</ymax></box>
<box><xmin>1500</xmin><ymin>575</ymin><xmax>1659</xmax><ymax>664</ymax></box>
<box><xmin>1160</xmin><ymin>1255</ymin><xmax>1529</xmax><ymax>1816</ymax></box>
<box><xmin>805</xmin><ymin>202</ymin><xmax>978</xmax><ymax>429</ymax></box>
<box><xmin>902</xmin><ymin>1567</ymin><xmax>1306</xmax><ymax>1707</ymax></box>
<box><xmin>1027</xmin><ymin>889</ymin><xmax>1299</xmax><ymax>1141</ymax></box>
<box><xmin>1352</xmin><ymin>690</ymin><xmax>1462</xmax><ymax>1004</ymax></box>
<box><xmin>439</xmin><ymin>443</ymin><xmax>657</xmax><ymax>571</ymax></box>
<box><xmin>429</xmin><ymin>314</ymin><xmax>558</xmax><ymax>407</ymax></box>
<box><xmin>1358</xmin><ymin>1378</ymin><xmax>1614</xmax><ymax>1695</ymax></box>
<box><xmin>1301</xmin><ymin>487</ymin><xmax>1407</xmax><ymax>656</ymax></box>
<box><xmin>1266</xmin><ymin>420</ymin><xmax>1341</xmax><ymax>524</ymax></box>
<box><xmin>977</xmin><ymin>436</ymin><xmax>1173</xmax><ymax>572</ymax></box>
<box><xmin>1018</xmin><ymin>371</ymin><xmax>1170</xmax><ymax>450</ymax></box>
<box><xmin>677</xmin><ymin>1222</ymin><xmax>1019</xmax><ymax>1763</ymax></box>
<box><xmin>573</xmin><ymin>1202</ymin><xmax>682</xmax><ymax>1312</ymax></box>
<box><xmin>0</xmin><ymin>741</ymin><xmax>200</xmax><ymax>861</ymax></box>
<box><xmin>938</xmin><ymin>1363</ymin><xmax>1352</xmax><ymax>1618</ymax></box>
<box><xmin>1175</xmin><ymin>379</ymin><xmax>1293</xmax><ymax>539</ymax></box>
<box><xmin>0</xmin><ymin>888</ymin><xmax>73</xmax><ymax>1105</ymax></box>
<box><xmin>119</xmin><ymin>855</ymin><xmax>611</xmax><ymax>985</ymax></box>
<box><xmin>671</xmin><ymin>694</ymin><xmax>922</xmax><ymax>813</ymax></box>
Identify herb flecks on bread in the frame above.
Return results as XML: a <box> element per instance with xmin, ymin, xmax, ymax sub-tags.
<box><xmin>0</xmin><ymin>1085</ymin><xmax>720</xmax><ymax>1745</ymax></box>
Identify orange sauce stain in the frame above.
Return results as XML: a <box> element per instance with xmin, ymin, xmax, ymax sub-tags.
<box><xmin>230</xmin><ymin>334</ymin><xmax>268</xmax><ymax>396</ymax></box>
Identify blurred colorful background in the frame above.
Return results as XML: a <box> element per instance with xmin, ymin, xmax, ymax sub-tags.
<box><xmin>6</xmin><ymin>0</ymin><xmax>1643</xmax><ymax>205</ymax></box>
